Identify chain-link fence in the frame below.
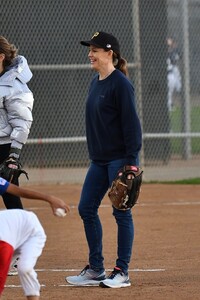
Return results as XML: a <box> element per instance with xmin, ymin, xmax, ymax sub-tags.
<box><xmin>2</xmin><ymin>0</ymin><xmax>200</xmax><ymax>183</ymax></box>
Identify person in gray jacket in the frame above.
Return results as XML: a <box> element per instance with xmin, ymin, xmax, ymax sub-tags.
<box><xmin>0</xmin><ymin>35</ymin><xmax>34</xmax><ymax>209</ymax></box>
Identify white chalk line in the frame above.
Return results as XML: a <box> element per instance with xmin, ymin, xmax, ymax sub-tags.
<box><xmin>5</xmin><ymin>268</ymin><xmax>165</xmax><ymax>288</ymax></box>
<box><xmin>34</xmin><ymin>268</ymin><xmax>165</xmax><ymax>272</ymax></box>
<box><xmin>29</xmin><ymin>200</ymin><xmax>200</xmax><ymax>211</ymax></box>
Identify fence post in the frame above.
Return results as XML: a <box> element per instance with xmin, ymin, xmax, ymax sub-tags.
<box><xmin>181</xmin><ymin>0</ymin><xmax>191</xmax><ymax>159</ymax></box>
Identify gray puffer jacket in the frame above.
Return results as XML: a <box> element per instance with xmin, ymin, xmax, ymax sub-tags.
<box><xmin>0</xmin><ymin>55</ymin><xmax>34</xmax><ymax>150</ymax></box>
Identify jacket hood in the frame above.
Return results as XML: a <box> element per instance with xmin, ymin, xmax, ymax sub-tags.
<box><xmin>4</xmin><ymin>55</ymin><xmax>33</xmax><ymax>84</ymax></box>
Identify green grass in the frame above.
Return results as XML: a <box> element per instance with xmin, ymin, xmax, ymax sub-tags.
<box><xmin>170</xmin><ymin>106</ymin><xmax>200</xmax><ymax>154</ymax></box>
<box><xmin>144</xmin><ymin>178</ymin><xmax>200</xmax><ymax>184</ymax></box>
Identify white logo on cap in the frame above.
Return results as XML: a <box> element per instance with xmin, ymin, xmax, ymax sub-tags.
<box><xmin>106</xmin><ymin>44</ymin><xmax>111</xmax><ymax>48</ymax></box>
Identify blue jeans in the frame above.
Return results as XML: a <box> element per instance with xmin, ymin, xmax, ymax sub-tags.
<box><xmin>78</xmin><ymin>159</ymin><xmax>134</xmax><ymax>274</ymax></box>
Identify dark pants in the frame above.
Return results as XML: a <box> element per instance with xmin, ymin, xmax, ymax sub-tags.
<box><xmin>0</xmin><ymin>144</ymin><xmax>23</xmax><ymax>209</ymax></box>
<box><xmin>78</xmin><ymin>159</ymin><xmax>134</xmax><ymax>274</ymax></box>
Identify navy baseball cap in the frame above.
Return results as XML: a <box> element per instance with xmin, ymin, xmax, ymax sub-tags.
<box><xmin>80</xmin><ymin>31</ymin><xmax>120</xmax><ymax>55</ymax></box>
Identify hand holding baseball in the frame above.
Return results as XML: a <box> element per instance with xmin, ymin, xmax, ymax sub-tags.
<box><xmin>47</xmin><ymin>195</ymin><xmax>70</xmax><ymax>216</ymax></box>
<box><xmin>55</xmin><ymin>208</ymin><xmax>67</xmax><ymax>217</ymax></box>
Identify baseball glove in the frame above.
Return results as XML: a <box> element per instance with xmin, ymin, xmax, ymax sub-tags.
<box><xmin>0</xmin><ymin>157</ymin><xmax>29</xmax><ymax>183</ymax></box>
<box><xmin>108</xmin><ymin>165</ymin><xmax>143</xmax><ymax>210</ymax></box>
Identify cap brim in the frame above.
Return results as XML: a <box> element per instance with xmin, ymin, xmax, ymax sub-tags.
<box><xmin>80</xmin><ymin>40</ymin><xmax>91</xmax><ymax>46</ymax></box>
<box><xmin>80</xmin><ymin>40</ymin><xmax>101</xmax><ymax>48</ymax></box>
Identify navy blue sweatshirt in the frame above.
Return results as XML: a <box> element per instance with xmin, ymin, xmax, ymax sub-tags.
<box><xmin>86</xmin><ymin>69</ymin><xmax>142</xmax><ymax>165</ymax></box>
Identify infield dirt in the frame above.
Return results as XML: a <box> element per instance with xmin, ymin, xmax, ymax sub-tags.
<box><xmin>2</xmin><ymin>183</ymin><xmax>200</xmax><ymax>300</ymax></box>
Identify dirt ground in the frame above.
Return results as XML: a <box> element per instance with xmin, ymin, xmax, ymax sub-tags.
<box><xmin>1</xmin><ymin>183</ymin><xmax>200</xmax><ymax>300</ymax></box>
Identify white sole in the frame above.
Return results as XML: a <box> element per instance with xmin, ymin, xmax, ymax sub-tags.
<box><xmin>99</xmin><ymin>281</ymin><xmax>131</xmax><ymax>288</ymax></box>
<box><xmin>7</xmin><ymin>272</ymin><xmax>18</xmax><ymax>276</ymax></box>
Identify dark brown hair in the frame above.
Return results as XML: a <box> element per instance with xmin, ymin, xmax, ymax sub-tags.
<box><xmin>0</xmin><ymin>36</ymin><xmax>18</xmax><ymax>67</ymax></box>
<box><xmin>113</xmin><ymin>52</ymin><xmax>129</xmax><ymax>77</ymax></box>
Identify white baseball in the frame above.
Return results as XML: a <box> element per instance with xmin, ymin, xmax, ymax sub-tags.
<box><xmin>55</xmin><ymin>208</ymin><xmax>67</xmax><ymax>217</ymax></box>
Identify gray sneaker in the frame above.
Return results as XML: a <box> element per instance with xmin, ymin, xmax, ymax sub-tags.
<box><xmin>99</xmin><ymin>267</ymin><xmax>131</xmax><ymax>288</ymax></box>
<box><xmin>66</xmin><ymin>265</ymin><xmax>106</xmax><ymax>286</ymax></box>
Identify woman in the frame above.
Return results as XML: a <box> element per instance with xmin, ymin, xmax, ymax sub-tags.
<box><xmin>0</xmin><ymin>35</ymin><xmax>34</xmax><ymax>209</ymax></box>
<box><xmin>66</xmin><ymin>31</ymin><xmax>142</xmax><ymax>288</ymax></box>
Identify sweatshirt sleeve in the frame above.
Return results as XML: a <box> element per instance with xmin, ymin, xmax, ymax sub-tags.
<box><xmin>116</xmin><ymin>78</ymin><xmax>142</xmax><ymax>165</ymax></box>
